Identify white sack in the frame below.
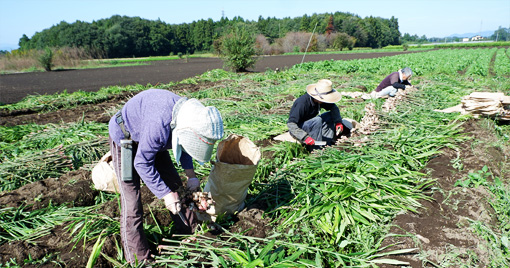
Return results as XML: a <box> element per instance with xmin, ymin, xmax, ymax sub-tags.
<box><xmin>91</xmin><ymin>151</ymin><xmax>120</xmax><ymax>193</ymax></box>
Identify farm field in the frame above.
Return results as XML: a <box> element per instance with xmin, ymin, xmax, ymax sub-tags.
<box><xmin>0</xmin><ymin>50</ymin><xmax>420</xmax><ymax>105</ymax></box>
<box><xmin>0</xmin><ymin>47</ymin><xmax>510</xmax><ymax>267</ymax></box>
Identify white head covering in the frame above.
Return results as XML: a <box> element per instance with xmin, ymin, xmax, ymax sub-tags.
<box><xmin>171</xmin><ymin>98</ymin><xmax>224</xmax><ymax>165</ymax></box>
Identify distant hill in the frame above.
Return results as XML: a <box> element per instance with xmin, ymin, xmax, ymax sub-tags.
<box><xmin>447</xmin><ymin>30</ymin><xmax>494</xmax><ymax>38</ymax></box>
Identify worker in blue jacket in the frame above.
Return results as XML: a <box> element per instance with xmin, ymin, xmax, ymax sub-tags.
<box><xmin>108</xmin><ymin>88</ymin><xmax>223</xmax><ymax>264</ymax></box>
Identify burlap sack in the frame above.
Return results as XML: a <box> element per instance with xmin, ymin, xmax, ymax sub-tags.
<box><xmin>202</xmin><ymin>134</ymin><xmax>261</xmax><ymax>221</ymax></box>
<box><xmin>91</xmin><ymin>151</ymin><xmax>120</xmax><ymax>193</ymax></box>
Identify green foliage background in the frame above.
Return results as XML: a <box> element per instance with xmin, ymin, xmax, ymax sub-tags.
<box><xmin>17</xmin><ymin>13</ymin><xmax>402</xmax><ymax>58</ymax></box>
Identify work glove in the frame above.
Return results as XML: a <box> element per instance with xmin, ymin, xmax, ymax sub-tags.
<box><xmin>335</xmin><ymin>123</ymin><xmax>344</xmax><ymax>136</ymax></box>
<box><xmin>187</xmin><ymin>177</ymin><xmax>200</xmax><ymax>192</ymax></box>
<box><xmin>163</xmin><ymin>192</ymin><xmax>181</xmax><ymax>215</ymax></box>
<box><xmin>304</xmin><ymin>137</ymin><xmax>315</xmax><ymax>146</ymax></box>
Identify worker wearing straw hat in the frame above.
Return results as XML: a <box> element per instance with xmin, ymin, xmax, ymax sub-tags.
<box><xmin>287</xmin><ymin>79</ymin><xmax>345</xmax><ymax>149</ymax></box>
<box><xmin>108</xmin><ymin>88</ymin><xmax>223</xmax><ymax>264</ymax></box>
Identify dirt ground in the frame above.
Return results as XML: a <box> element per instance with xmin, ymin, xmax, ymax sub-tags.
<box><xmin>1</xmin><ymin>51</ymin><xmax>507</xmax><ymax>267</ymax></box>
<box><xmin>0</xmin><ymin>51</ymin><xmax>418</xmax><ymax>105</ymax></box>
<box><xmin>379</xmin><ymin>119</ymin><xmax>509</xmax><ymax>267</ymax></box>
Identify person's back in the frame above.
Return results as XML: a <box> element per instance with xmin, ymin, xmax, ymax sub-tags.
<box><xmin>375</xmin><ymin>71</ymin><xmax>399</xmax><ymax>92</ymax></box>
<box><xmin>374</xmin><ymin>67</ymin><xmax>413</xmax><ymax>98</ymax></box>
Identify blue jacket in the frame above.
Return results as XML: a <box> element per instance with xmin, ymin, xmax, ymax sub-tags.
<box><xmin>109</xmin><ymin>88</ymin><xmax>193</xmax><ymax>198</ymax></box>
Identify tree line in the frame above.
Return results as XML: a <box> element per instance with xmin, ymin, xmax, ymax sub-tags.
<box><xmin>17</xmin><ymin>12</ymin><xmax>401</xmax><ymax>58</ymax></box>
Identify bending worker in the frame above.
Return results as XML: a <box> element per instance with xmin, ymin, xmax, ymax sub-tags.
<box><xmin>287</xmin><ymin>79</ymin><xmax>344</xmax><ymax>148</ymax></box>
<box><xmin>374</xmin><ymin>67</ymin><xmax>413</xmax><ymax>98</ymax></box>
<box><xmin>108</xmin><ymin>88</ymin><xmax>224</xmax><ymax>264</ymax></box>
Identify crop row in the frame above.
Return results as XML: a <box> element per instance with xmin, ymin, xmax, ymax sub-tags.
<box><xmin>295</xmin><ymin>48</ymin><xmax>510</xmax><ymax>78</ymax></box>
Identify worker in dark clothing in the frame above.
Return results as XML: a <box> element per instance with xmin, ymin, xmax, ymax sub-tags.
<box><xmin>287</xmin><ymin>79</ymin><xmax>345</xmax><ymax>148</ymax></box>
<box><xmin>374</xmin><ymin>67</ymin><xmax>413</xmax><ymax>98</ymax></box>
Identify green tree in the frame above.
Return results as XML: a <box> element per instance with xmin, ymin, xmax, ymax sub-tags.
<box><xmin>18</xmin><ymin>34</ymin><xmax>30</xmax><ymax>50</ymax></box>
<box><xmin>333</xmin><ymin>33</ymin><xmax>355</xmax><ymax>50</ymax></box>
<box><xmin>173</xmin><ymin>23</ymin><xmax>192</xmax><ymax>54</ymax></box>
<box><xmin>387</xmin><ymin>16</ymin><xmax>401</xmax><ymax>45</ymax></box>
<box><xmin>300</xmin><ymin>15</ymin><xmax>310</xmax><ymax>31</ymax></box>
<box><xmin>38</xmin><ymin>47</ymin><xmax>54</xmax><ymax>71</ymax></box>
<box><xmin>15</xmin><ymin>12</ymin><xmax>407</xmax><ymax>58</ymax></box>
<box><xmin>492</xmin><ymin>27</ymin><xmax>510</xmax><ymax>41</ymax></box>
<box><xmin>363</xmin><ymin>16</ymin><xmax>396</xmax><ymax>48</ymax></box>
<box><xmin>217</xmin><ymin>24</ymin><xmax>258</xmax><ymax>72</ymax></box>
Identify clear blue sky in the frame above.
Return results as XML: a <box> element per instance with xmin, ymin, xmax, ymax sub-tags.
<box><xmin>1</xmin><ymin>0</ymin><xmax>509</xmax><ymax>51</ymax></box>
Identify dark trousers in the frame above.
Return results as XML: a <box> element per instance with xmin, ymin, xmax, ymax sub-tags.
<box><xmin>109</xmin><ymin>138</ymin><xmax>195</xmax><ymax>263</ymax></box>
<box><xmin>301</xmin><ymin>112</ymin><xmax>336</xmax><ymax>145</ymax></box>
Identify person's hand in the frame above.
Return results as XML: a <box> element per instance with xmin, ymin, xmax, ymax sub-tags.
<box><xmin>335</xmin><ymin>123</ymin><xmax>344</xmax><ymax>136</ymax></box>
<box><xmin>304</xmin><ymin>137</ymin><xmax>315</xmax><ymax>145</ymax></box>
<box><xmin>187</xmin><ymin>177</ymin><xmax>200</xmax><ymax>192</ymax></box>
<box><xmin>163</xmin><ymin>192</ymin><xmax>181</xmax><ymax>215</ymax></box>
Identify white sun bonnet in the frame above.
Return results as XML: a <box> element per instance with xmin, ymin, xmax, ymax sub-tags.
<box><xmin>171</xmin><ymin>98</ymin><xmax>224</xmax><ymax>165</ymax></box>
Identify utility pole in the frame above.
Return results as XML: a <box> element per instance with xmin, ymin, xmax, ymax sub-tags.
<box><xmin>301</xmin><ymin>22</ymin><xmax>318</xmax><ymax>65</ymax></box>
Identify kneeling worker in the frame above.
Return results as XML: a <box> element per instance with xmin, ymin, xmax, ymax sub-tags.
<box><xmin>287</xmin><ymin>79</ymin><xmax>344</xmax><ymax>148</ymax></box>
<box><xmin>374</xmin><ymin>67</ymin><xmax>413</xmax><ymax>98</ymax></box>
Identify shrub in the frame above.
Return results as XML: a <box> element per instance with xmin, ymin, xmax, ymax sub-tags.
<box><xmin>332</xmin><ymin>33</ymin><xmax>356</xmax><ymax>51</ymax></box>
<box><xmin>281</xmin><ymin>32</ymin><xmax>311</xmax><ymax>53</ymax></box>
<box><xmin>38</xmin><ymin>47</ymin><xmax>54</xmax><ymax>71</ymax></box>
<box><xmin>217</xmin><ymin>25</ymin><xmax>258</xmax><ymax>72</ymax></box>
<box><xmin>255</xmin><ymin>34</ymin><xmax>271</xmax><ymax>55</ymax></box>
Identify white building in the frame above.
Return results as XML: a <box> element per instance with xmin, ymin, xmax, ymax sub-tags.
<box><xmin>471</xmin><ymin>35</ymin><xmax>483</xmax><ymax>41</ymax></box>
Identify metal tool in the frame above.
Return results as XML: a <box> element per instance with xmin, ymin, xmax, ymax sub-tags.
<box><xmin>314</xmin><ymin>141</ymin><xmax>327</xmax><ymax>145</ymax></box>
<box><xmin>178</xmin><ymin>210</ymin><xmax>189</xmax><ymax>227</ymax></box>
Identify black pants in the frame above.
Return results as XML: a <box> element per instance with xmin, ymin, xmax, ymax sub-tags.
<box><xmin>109</xmin><ymin>137</ymin><xmax>196</xmax><ymax>263</ymax></box>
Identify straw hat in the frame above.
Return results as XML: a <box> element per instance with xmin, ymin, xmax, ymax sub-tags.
<box><xmin>306</xmin><ymin>79</ymin><xmax>341</xmax><ymax>103</ymax></box>
<box><xmin>171</xmin><ymin>98</ymin><xmax>224</xmax><ymax>164</ymax></box>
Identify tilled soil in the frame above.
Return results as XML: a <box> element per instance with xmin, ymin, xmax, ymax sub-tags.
<box><xmin>379</xmin><ymin>120</ymin><xmax>508</xmax><ymax>267</ymax></box>
<box><xmin>0</xmin><ymin>51</ymin><xmax>418</xmax><ymax>104</ymax></box>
